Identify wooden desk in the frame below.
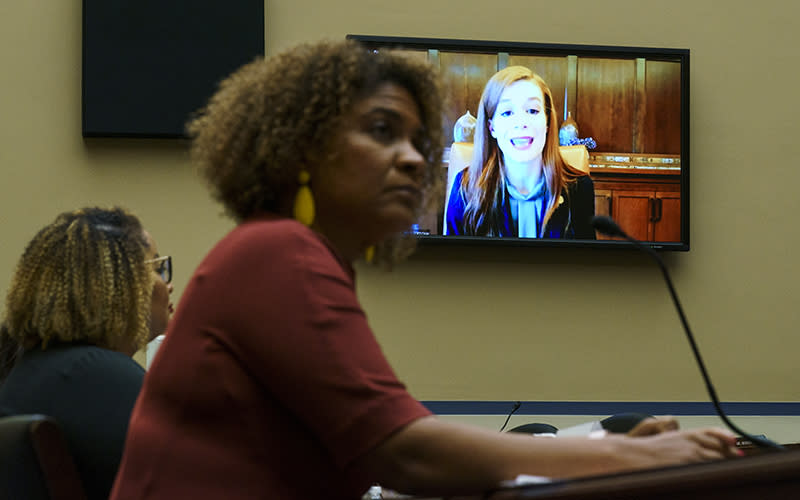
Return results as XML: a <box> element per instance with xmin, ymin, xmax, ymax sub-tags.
<box><xmin>396</xmin><ymin>449</ymin><xmax>800</xmax><ymax>499</ymax></box>
<box><xmin>488</xmin><ymin>449</ymin><xmax>800</xmax><ymax>499</ymax></box>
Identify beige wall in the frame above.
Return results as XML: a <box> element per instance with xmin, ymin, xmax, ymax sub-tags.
<box><xmin>2</xmin><ymin>1</ymin><xmax>799</xmax><ymax>426</ymax></box>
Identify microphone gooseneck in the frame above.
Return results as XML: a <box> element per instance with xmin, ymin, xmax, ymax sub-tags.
<box><xmin>590</xmin><ymin>216</ymin><xmax>784</xmax><ymax>451</ymax></box>
<box><xmin>499</xmin><ymin>401</ymin><xmax>522</xmax><ymax>432</ymax></box>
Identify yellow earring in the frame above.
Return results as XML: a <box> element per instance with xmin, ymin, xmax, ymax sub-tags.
<box><xmin>293</xmin><ymin>170</ymin><xmax>315</xmax><ymax>226</ymax></box>
<box><xmin>364</xmin><ymin>245</ymin><xmax>375</xmax><ymax>263</ymax></box>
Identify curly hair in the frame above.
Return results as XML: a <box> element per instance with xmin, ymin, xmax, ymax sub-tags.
<box><xmin>1</xmin><ymin>207</ymin><xmax>154</xmax><ymax>355</ymax></box>
<box><xmin>0</xmin><ymin>321</ymin><xmax>18</xmax><ymax>382</ymax></box>
<box><xmin>187</xmin><ymin>39</ymin><xmax>445</xmax><ymax>266</ymax></box>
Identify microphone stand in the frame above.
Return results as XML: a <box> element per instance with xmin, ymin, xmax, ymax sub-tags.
<box><xmin>593</xmin><ymin>217</ymin><xmax>784</xmax><ymax>451</ymax></box>
<box><xmin>499</xmin><ymin>401</ymin><xmax>522</xmax><ymax>432</ymax></box>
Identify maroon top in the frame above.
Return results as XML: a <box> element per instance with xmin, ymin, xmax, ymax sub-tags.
<box><xmin>111</xmin><ymin>216</ymin><xmax>431</xmax><ymax>499</ymax></box>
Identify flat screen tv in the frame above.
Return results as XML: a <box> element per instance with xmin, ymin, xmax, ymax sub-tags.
<box><xmin>82</xmin><ymin>0</ymin><xmax>264</xmax><ymax>138</ymax></box>
<box><xmin>347</xmin><ymin>35</ymin><xmax>690</xmax><ymax>251</ymax></box>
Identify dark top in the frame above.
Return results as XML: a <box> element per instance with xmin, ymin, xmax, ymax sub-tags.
<box><xmin>446</xmin><ymin>169</ymin><xmax>597</xmax><ymax>239</ymax></box>
<box><xmin>0</xmin><ymin>343</ymin><xmax>145</xmax><ymax>500</ymax></box>
<box><xmin>111</xmin><ymin>215</ymin><xmax>431</xmax><ymax>500</ymax></box>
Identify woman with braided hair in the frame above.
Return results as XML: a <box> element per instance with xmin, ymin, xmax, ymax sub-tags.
<box><xmin>0</xmin><ymin>206</ymin><xmax>173</xmax><ymax>500</ymax></box>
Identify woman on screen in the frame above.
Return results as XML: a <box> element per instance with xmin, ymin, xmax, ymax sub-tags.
<box><xmin>110</xmin><ymin>40</ymin><xmax>738</xmax><ymax>500</ymax></box>
<box><xmin>445</xmin><ymin>66</ymin><xmax>596</xmax><ymax>239</ymax></box>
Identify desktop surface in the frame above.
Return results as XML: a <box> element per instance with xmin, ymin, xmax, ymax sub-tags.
<box><xmin>391</xmin><ymin>447</ymin><xmax>800</xmax><ymax>500</ymax></box>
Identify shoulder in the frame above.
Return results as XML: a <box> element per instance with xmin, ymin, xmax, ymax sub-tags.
<box><xmin>227</xmin><ymin>216</ymin><xmax>327</xmax><ymax>253</ymax></box>
<box><xmin>448</xmin><ymin>168</ymin><xmax>468</xmax><ymax>204</ymax></box>
<box><xmin>61</xmin><ymin>345</ymin><xmax>144</xmax><ymax>381</ymax></box>
<box><xmin>22</xmin><ymin>344</ymin><xmax>141</xmax><ymax>371</ymax></box>
<box><xmin>192</xmin><ymin>216</ymin><xmax>354</xmax><ymax>306</ymax></box>
<box><xmin>566</xmin><ymin>174</ymin><xmax>594</xmax><ymax>201</ymax></box>
<box><xmin>573</xmin><ymin>174</ymin><xmax>594</xmax><ymax>191</ymax></box>
<box><xmin>208</xmin><ymin>216</ymin><xmax>347</xmax><ymax>273</ymax></box>
<box><xmin>1</xmin><ymin>345</ymin><xmax>143</xmax><ymax>405</ymax></box>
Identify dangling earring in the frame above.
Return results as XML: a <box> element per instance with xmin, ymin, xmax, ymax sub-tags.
<box><xmin>293</xmin><ymin>170</ymin><xmax>315</xmax><ymax>226</ymax></box>
<box><xmin>364</xmin><ymin>245</ymin><xmax>375</xmax><ymax>263</ymax></box>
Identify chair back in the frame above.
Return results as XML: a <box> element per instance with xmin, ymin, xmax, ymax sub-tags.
<box><xmin>0</xmin><ymin>414</ymin><xmax>86</xmax><ymax>500</ymax></box>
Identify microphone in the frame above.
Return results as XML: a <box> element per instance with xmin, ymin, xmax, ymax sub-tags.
<box><xmin>499</xmin><ymin>401</ymin><xmax>521</xmax><ymax>432</ymax></box>
<box><xmin>591</xmin><ymin>215</ymin><xmax>784</xmax><ymax>451</ymax></box>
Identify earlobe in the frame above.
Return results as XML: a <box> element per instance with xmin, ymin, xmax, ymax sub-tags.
<box><xmin>488</xmin><ymin>120</ymin><xmax>497</xmax><ymax>138</ymax></box>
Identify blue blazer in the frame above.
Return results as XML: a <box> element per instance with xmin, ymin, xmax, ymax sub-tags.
<box><xmin>445</xmin><ymin>169</ymin><xmax>596</xmax><ymax>239</ymax></box>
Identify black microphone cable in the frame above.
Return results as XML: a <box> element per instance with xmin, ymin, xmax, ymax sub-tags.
<box><xmin>499</xmin><ymin>401</ymin><xmax>522</xmax><ymax>432</ymax></box>
<box><xmin>591</xmin><ymin>215</ymin><xmax>784</xmax><ymax>451</ymax></box>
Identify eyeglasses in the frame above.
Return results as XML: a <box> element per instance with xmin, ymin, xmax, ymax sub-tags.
<box><xmin>145</xmin><ymin>255</ymin><xmax>172</xmax><ymax>284</ymax></box>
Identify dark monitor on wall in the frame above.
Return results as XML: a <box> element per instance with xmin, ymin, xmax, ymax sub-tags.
<box><xmin>82</xmin><ymin>0</ymin><xmax>264</xmax><ymax>138</ymax></box>
<box><xmin>348</xmin><ymin>35</ymin><xmax>690</xmax><ymax>251</ymax></box>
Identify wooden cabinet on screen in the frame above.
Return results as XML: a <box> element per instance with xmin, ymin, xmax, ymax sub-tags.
<box><xmin>589</xmin><ymin>153</ymin><xmax>682</xmax><ymax>243</ymax></box>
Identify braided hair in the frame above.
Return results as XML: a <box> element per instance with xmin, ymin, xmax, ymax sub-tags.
<box><xmin>2</xmin><ymin>207</ymin><xmax>154</xmax><ymax>356</ymax></box>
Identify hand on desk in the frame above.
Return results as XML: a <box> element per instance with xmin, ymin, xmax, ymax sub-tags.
<box><xmin>617</xmin><ymin>426</ymin><xmax>742</xmax><ymax>469</ymax></box>
<box><xmin>623</xmin><ymin>417</ymin><xmax>742</xmax><ymax>463</ymax></box>
<box><xmin>627</xmin><ymin>416</ymin><xmax>679</xmax><ymax>437</ymax></box>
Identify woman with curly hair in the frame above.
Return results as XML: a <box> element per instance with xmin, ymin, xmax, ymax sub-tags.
<box><xmin>446</xmin><ymin>66</ymin><xmax>596</xmax><ymax>239</ymax></box>
<box><xmin>0</xmin><ymin>206</ymin><xmax>173</xmax><ymax>500</ymax></box>
<box><xmin>112</xmin><ymin>40</ymin><xmax>738</xmax><ymax>500</ymax></box>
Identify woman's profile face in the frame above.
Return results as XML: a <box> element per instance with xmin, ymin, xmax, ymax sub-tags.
<box><xmin>488</xmin><ymin>79</ymin><xmax>548</xmax><ymax>167</ymax></box>
<box><xmin>143</xmin><ymin>231</ymin><xmax>173</xmax><ymax>340</ymax></box>
<box><xmin>310</xmin><ymin>81</ymin><xmax>427</xmax><ymax>251</ymax></box>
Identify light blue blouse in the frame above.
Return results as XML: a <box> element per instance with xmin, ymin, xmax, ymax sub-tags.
<box><xmin>507</xmin><ymin>176</ymin><xmax>547</xmax><ymax>238</ymax></box>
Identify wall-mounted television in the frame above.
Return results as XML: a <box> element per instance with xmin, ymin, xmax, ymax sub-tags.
<box><xmin>348</xmin><ymin>35</ymin><xmax>690</xmax><ymax>251</ymax></box>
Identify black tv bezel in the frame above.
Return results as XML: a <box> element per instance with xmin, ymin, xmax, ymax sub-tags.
<box><xmin>347</xmin><ymin>35</ymin><xmax>691</xmax><ymax>252</ymax></box>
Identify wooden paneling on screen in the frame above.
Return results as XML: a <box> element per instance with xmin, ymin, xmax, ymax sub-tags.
<box><xmin>438</xmin><ymin>51</ymin><xmax>497</xmax><ymax>145</ymax></box>
<box><xmin>413</xmin><ymin>50</ymin><xmax>681</xmax><ymax>154</ymax></box>
<box><xmin>643</xmin><ymin>60</ymin><xmax>682</xmax><ymax>154</ymax></box>
<box><xmin>576</xmin><ymin>58</ymin><xmax>637</xmax><ymax>152</ymax></box>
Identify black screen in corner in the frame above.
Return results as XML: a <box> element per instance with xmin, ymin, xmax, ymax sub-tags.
<box><xmin>82</xmin><ymin>0</ymin><xmax>264</xmax><ymax>138</ymax></box>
